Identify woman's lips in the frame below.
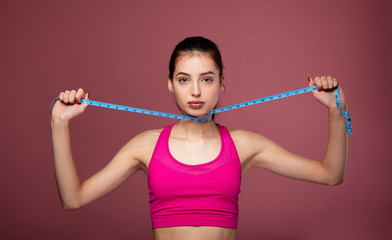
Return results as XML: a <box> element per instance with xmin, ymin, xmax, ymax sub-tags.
<box><xmin>188</xmin><ymin>101</ymin><xmax>204</xmax><ymax>109</ymax></box>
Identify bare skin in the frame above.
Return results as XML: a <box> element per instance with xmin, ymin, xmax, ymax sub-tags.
<box><xmin>51</xmin><ymin>53</ymin><xmax>348</xmax><ymax>240</ymax></box>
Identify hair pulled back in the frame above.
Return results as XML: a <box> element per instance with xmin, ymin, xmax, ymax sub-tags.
<box><xmin>168</xmin><ymin>36</ymin><xmax>223</xmax><ymax>80</ymax></box>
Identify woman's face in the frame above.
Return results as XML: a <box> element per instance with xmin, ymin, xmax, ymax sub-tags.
<box><xmin>168</xmin><ymin>52</ymin><xmax>224</xmax><ymax>118</ymax></box>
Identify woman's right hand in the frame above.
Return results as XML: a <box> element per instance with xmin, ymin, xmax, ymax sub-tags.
<box><xmin>51</xmin><ymin>88</ymin><xmax>89</xmax><ymax>122</ymax></box>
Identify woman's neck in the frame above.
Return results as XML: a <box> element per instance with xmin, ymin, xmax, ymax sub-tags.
<box><xmin>172</xmin><ymin>120</ymin><xmax>218</xmax><ymax>139</ymax></box>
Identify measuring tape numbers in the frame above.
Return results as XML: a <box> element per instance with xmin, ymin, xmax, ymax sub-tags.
<box><xmin>50</xmin><ymin>85</ymin><xmax>352</xmax><ymax>134</ymax></box>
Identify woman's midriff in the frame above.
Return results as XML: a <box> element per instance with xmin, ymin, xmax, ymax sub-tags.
<box><xmin>153</xmin><ymin>226</ymin><xmax>237</xmax><ymax>240</ymax></box>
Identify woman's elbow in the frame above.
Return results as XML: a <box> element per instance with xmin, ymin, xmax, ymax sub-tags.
<box><xmin>62</xmin><ymin>200</ymin><xmax>82</xmax><ymax>211</ymax></box>
<box><xmin>325</xmin><ymin>176</ymin><xmax>344</xmax><ymax>186</ymax></box>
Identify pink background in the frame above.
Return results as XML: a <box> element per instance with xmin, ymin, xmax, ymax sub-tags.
<box><xmin>1</xmin><ymin>0</ymin><xmax>391</xmax><ymax>239</ymax></box>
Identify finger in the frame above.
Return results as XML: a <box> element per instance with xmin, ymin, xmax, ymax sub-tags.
<box><xmin>81</xmin><ymin>92</ymin><xmax>89</xmax><ymax>108</ymax></box>
<box><xmin>80</xmin><ymin>92</ymin><xmax>90</xmax><ymax>111</ymax></box>
<box><xmin>75</xmin><ymin>88</ymin><xmax>84</xmax><ymax>104</ymax></box>
<box><xmin>333</xmin><ymin>77</ymin><xmax>338</xmax><ymax>88</ymax></box>
<box><xmin>327</xmin><ymin>76</ymin><xmax>333</xmax><ymax>89</ymax></box>
<box><xmin>69</xmin><ymin>90</ymin><xmax>77</xmax><ymax>104</ymax></box>
<box><xmin>59</xmin><ymin>92</ymin><xmax>64</xmax><ymax>101</ymax></box>
<box><xmin>308</xmin><ymin>76</ymin><xmax>313</xmax><ymax>87</ymax></box>
<box><xmin>320</xmin><ymin>76</ymin><xmax>328</xmax><ymax>90</ymax></box>
<box><xmin>63</xmin><ymin>90</ymin><xmax>70</xmax><ymax>104</ymax></box>
<box><xmin>314</xmin><ymin>76</ymin><xmax>322</xmax><ymax>91</ymax></box>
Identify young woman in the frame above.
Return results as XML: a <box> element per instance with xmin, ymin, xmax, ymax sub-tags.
<box><xmin>51</xmin><ymin>36</ymin><xmax>348</xmax><ymax>240</ymax></box>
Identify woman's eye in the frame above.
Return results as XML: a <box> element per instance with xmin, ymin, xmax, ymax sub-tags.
<box><xmin>179</xmin><ymin>78</ymin><xmax>188</xmax><ymax>83</ymax></box>
<box><xmin>202</xmin><ymin>77</ymin><xmax>212</xmax><ymax>83</ymax></box>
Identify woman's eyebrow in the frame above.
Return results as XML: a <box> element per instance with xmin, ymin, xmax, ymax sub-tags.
<box><xmin>176</xmin><ymin>72</ymin><xmax>190</xmax><ymax>77</ymax></box>
<box><xmin>200</xmin><ymin>71</ymin><xmax>215</xmax><ymax>76</ymax></box>
<box><xmin>175</xmin><ymin>71</ymin><xmax>216</xmax><ymax>77</ymax></box>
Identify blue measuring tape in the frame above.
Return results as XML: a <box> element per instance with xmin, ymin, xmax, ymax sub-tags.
<box><xmin>50</xmin><ymin>85</ymin><xmax>352</xmax><ymax>134</ymax></box>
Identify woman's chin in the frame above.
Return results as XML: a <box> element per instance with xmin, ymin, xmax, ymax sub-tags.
<box><xmin>182</xmin><ymin>109</ymin><xmax>212</xmax><ymax>118</ymax></box>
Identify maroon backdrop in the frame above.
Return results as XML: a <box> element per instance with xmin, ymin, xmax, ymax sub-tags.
<box><xmin>1</xmin><ymin>0</ymin><xmax>391</xmax><ymax>239</ymax></box>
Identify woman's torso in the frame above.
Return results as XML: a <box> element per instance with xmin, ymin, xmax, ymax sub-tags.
<box><xmin>138</xmin><ymin>123</ymin><xmax>252</xmax><ymax>240</ymax></box>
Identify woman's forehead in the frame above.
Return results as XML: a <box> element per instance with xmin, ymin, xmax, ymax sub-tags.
<box><xmin>174</xmin><ymin>52</ymin><xmax>218</xmax><ymax>74</ymax></box>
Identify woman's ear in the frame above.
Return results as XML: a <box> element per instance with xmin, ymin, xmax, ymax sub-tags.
<box><xmin>220</xmin><ymin>76</ymin><xmax>226</xmax><ymax>91</ymax></box>
<box><xmin>168</xmin><ymin>77</ymin><xmax>174</xmax><ymax>92</ymax></box>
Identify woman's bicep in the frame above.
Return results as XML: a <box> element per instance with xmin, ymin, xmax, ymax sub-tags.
<box><xmin>76</xmin><ymin>130</ymin><xmax>159</xmax><ymax>208</ymax></box>
<box><xmin>240</xmin><ymin>132</ymin><xmax>330</xmax><ymax>184</ymax></box>
<box><xmin>78</xmin><ymin>142</ymin><xmax>143</xmax><ymax>208</ymax></box>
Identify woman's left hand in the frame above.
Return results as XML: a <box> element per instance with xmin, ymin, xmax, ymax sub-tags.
<box><xmin>308</xmin><ymin>76</ymin><xmax>347</xmax><ymax>111</ymax></box>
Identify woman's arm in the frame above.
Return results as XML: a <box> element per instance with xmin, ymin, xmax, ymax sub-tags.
<box><xmin>235</xmin><ymin>76</ymin><xmax>348</xmax><ymax>185</ymax></box>
<box><xmin>51</xmin><ymin>89</ymin><xmax>153</xmax><ymax>210</ymax></box>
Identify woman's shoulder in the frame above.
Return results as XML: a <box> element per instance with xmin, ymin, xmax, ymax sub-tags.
<box><xmin>118</xmin><ymin>127</ymin><xmax>165</xmax><ymax>167</ymax></box>
<box><xmin>127</xmin><ymin>127</ymin><xmax>164</xmax><ymax>147</ymax></box>
<box><xmin>226</xmin><ymin>127</ymin><xmax>273</xmax><ymax>148</ymax></box>
<box><xmin>225</xmin><ymin>127</ymin><xmax>276</xmax><ymax>167</ymax></box>
<box><xmin>226</xmin><ymin>127</ymin><xmax>264</xmax><ymax>139</ymax></box>
<box><xmin>118</xmin><ymin>127</ymin><xmax>164</xmax><ymax>155</ymax></box>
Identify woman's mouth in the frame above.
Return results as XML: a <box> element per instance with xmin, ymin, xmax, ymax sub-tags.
<box><xmin>188</xmin><ymin>101</ymin><xmax>204</xmax><ymax>109</ymax></box>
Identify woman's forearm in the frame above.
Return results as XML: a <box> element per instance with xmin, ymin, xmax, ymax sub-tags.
<box><xmin>321</xmin><ymin>107</ymin><xmax>348</xmax><ymax>185</ymax></box>
<box><xmin>51</xmin><ymin>117</ymin><xmax>82</xmax><ymax>209</ymax></box>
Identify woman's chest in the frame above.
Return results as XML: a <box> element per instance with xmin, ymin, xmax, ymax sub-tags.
<box><xmin>168</xmin><ymin>137</ymin><xmax>221</xmax><ymax>165</ymax></box>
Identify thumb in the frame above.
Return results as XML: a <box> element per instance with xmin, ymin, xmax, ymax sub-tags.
<box><xmin>308</xmin><ymin>76</ymin><xmax>314</xmax><ymax>87</ymax></box>
<box><xmin>80</xmin><ymin>92</ymin><xmax>89</xmax><ymax>111</ymax></box>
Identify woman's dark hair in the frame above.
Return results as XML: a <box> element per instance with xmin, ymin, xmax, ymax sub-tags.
<box><xmin>168</xmin><ymin>36</ymin><xmax>223</xmax><ymax>80</ymax></box>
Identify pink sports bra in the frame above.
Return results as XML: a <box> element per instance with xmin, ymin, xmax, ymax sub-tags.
<box><xmin>148</xmin><ymin>124</ymin><xmax>241</xmax><ymax>229</ymax></box>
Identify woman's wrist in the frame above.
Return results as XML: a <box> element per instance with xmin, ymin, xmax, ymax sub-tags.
<box><xmin>51</xmin><ymin>115</ymin><xmax>70</xmax><ymax>128</ymax></box>
<box><xmin>328</xmin><ymin>105</ymin><xmax>346</xmax><ymax>120</ymax></box>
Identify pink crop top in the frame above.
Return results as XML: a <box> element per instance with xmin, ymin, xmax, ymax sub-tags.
<box><xmin>148</xmin><ymin>124</ymin><xmax>241</xmax><ymax>229</ymax></box>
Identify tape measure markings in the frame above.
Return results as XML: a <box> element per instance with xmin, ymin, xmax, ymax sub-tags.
<box><xmin>208</xmin><ymin>86</ymin><xmax>316</xmax><ymax>115</ymax></box>
<box><xmin>335</xmin><ymin>87</ymin><xmax>352</xmax><ymax>134</ymax></box>
<box><xmin>50</xmin><ymin>85</ymin><xmax>352</xmax><ymax>134</ymax></box>
<box><xmin>78</xmin><ymin>99</ymin><xmax>211</xmax><ymax>122</ymax></box>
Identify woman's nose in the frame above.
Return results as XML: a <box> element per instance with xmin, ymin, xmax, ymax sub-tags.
<box><xmin>191</xmin><ymin>82</ymin><xmax>201</xmax><ymax>97</ymax></box>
